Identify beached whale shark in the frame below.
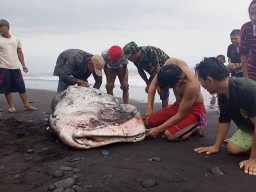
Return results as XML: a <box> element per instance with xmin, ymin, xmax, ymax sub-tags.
<box><xmin>49</xmin><ymin>86</ymin><xmax>146</xmax><ymax>149</ymax></box>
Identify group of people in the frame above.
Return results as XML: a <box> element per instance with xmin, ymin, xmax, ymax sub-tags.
<box><xmin>1</xmin><ymin>0</ymin><xmax>256</xmax><ymax>176</ymax></box>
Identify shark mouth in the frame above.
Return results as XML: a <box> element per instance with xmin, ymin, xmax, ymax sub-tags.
<box><xmin>72</xmin><ymin>133</ymin><xmax>146</xmax><ymax>148</ymax></box>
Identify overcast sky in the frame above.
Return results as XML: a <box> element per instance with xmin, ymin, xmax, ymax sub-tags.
<box><xmin>2</xmin><ymin>0</ymin><xmax>252</xmax><ymax>73</ymax></box>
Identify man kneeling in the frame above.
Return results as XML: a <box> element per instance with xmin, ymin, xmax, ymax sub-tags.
<box><xmin>145</xmin><ymin>58</ymin><xmax>206</xmax><ymax>141</ymax></box>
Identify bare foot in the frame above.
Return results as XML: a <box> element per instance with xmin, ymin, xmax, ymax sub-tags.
<box><xmin>8</xmin><ymin>107</ymin><xmax>17</xmax><ymax>113</ymax></box>
<box><xmin>24</xmin><ymin>106</ymin><xmax>38</xmax><ymax>111</ymax></box>
<box><xmin>180</xmin><ymin>126</ymin><xmax>202</xmax><ymax>140</ymax></box>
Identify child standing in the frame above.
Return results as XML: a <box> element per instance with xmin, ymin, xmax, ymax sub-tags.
<box><xmin>227</xmin><ymin>29</ymin><xmax>243</xmax><ymax>77</ymax></box>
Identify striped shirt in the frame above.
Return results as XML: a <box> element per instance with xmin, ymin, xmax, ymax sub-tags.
<box><xmin>239</xmin><ymin>21</ymin><xmax>256</xmax><ymax>80</ymax></box>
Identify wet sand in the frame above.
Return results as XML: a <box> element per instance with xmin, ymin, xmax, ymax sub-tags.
<box><xmin>0</xmin><ymin>88</ymin><xmax>255</xmax><ymax>192</ymax></box>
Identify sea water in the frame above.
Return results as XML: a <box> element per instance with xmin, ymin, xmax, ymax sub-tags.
<box><xmin>23</xmin><ymin>69</ymin><xmax>216</xmax><ymax>110</ymax></box>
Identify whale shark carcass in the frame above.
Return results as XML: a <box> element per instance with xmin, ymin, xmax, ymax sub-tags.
<box><xmin>49</xmin><ymin>86</ymin><xmax>146</xmax><ymax>149</ymax></box>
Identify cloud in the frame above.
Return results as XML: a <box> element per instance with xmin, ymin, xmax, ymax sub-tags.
<box><xmin>1</xmin><ymin>0</ymin><xmax>252</xmax><ymax>73</ymax></box>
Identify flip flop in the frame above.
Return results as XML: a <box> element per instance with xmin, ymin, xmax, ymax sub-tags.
<box><xmin>23</xmin><ymin>106</ymin><xmax>38</xmax><ymax>111</ymax></box>
<box><xmin>8</xmin><ymin>107</ymin><xmax>17</xmax><ymax>113</ymax></box>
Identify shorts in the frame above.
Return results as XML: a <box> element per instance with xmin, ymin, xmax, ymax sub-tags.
<box><xmin>149</xmin><ymin>74</ymin><xmax>169</xmax><ymax>100</ymax></box>
<box><xmin>108</xmin><ymin>66</ymin><xmax>129</xmax><ymax>90</ymax></box>
<box><xmin>147</xmin><ymin>102</ymin><xmax>206</xmax><ymax>138</ymax></box>
<box><xmin>0</xmin><ymin>68</ymin><xmax>26</xmax><ymax>94</ymax></box>
<box><xmin>229</xmin><ymin>129</ymin><xmax>253</xmax><ymax>151</ymax></box>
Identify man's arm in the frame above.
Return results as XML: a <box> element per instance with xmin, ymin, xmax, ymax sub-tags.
<box><xmin>92</xmin><ymin>73</ymin><xmax>102</xmax><ymax>89</ymax></box>
<box><xmin>241</xmin><ymin>54</ymin><xmax>248</xmax><ymax>77</ymax></box>
<box><xmin>104</xmin><ymin>64</ymin><xmax>110</xmax><ymax>83</ymax></box>
<box><xmin>17</xmin><ymin>48</ymin><xmax>28</xmax><ymax>73</ymax></box>
<box><xmin>137</xmin><ymin>68</ymin><xmax>149</xmax><ymax>85</ymax></box>
<box><xmin>154</xmin><ymin>84</ymin><xmax>198</xmax><ymax>133</ymax></box>
<box><xmin>147</xmin><ymin>82</ymin><xmax>199</xmax><ymax>138</ymax></box>
<box><xmin>145</xmin><ymin>75</ymin><xmax>158</xmax><ymax>118</ymax></box>
<box><xmin>239</xmin><ymin>116</ymin><xmax>256</xmax><ymax>175</ymax></box>
<box><xmin>194</xmin><ymin>122</ymin><xmax>230</xmax><ymax>154</ymax></box>
<box><xmin>61</xmin><ymin>58</ymin><xmax>82</xmax><ymax>86</ymax></box>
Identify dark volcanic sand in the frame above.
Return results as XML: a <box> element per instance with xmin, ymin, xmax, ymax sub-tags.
<box><xmin>0</xmin><ymin>89</ymin><xmax>256</xmax><ymax>192</ymax></box>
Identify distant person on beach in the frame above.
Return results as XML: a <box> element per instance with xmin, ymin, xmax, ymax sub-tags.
<box><xmin>123</xmin><ymin>41</ymin><xmax>170</xmax><ymax>108</ymax></box>
<box><xmin>240</xmin><ymin>0</ymin><xmax>256</xmax><ymax>80</ymax></box>
<box><xmin>194</xmin><ymin>57</ymin><xmax>256</xmax><ymax>176</ymax></box>
<box><xmin>0</xmin><ymin>19</ymin><xmax>38</xmax><ymax>113</ymax></box>
<box><xmin>216</xmin><ymin>55</ymin><xmax>226</xmax><ymax>64</ymax></box>
<box><xmin>53</xmin><ymin>49</ymin><xmax>105</xmax><ymax>92</ymax></box>
<box><xmin>101</xmin><ymin>45</ymin><xmax>129</xmax><ymax>104</ymax></box>
<box><xmin>144</xmin><ymin>57</ymin><xmax>206</xmax><ymax>141</ymax></box>
<box><xmin>227</xmin><ymin>29</ymin><xmax>243</xmax><ymax>77</ymax></box>
<box><xmin>211</xmin><ymin>55</ymin><xmax>226</xmax><ymax>112</ymax></box>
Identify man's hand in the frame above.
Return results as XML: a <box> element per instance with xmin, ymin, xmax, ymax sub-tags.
<box><xmin>144</xmin><ymin>108</ymin><xmax>153</xmax><ymax>121</ymax></box>
<box><xmin>145</xmin><ymin>85</ymin><xmax>149</xmax><ymax>93</ymax></box>
<box><xmin>239</xmin><ymin>159</ymin><xmax>256</xmax><ymax>175</ymax></box>
<box><xmin>77</xmin><ymin>80</ymin><xmax>89</xmax><ymax>87</ymax></box>
<box><xmin>146</xmin><ymin>127</ymin><xmax>160</xmax><ymax>138</ymax></box>
<box><xmin>23</xmin><ymin>66</ymin><xmax>28</xmax><ymax>73</ymax></box>
<box><xmin>194</xmin><ymin>145</ymin><xmax>219</xmax><ymax>154</ymax></box>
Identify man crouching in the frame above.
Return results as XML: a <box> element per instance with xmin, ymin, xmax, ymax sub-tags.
<box><xmin>145</xmin><ymin>57</ymin><xmax>206</xmax><ymax>141</ymax></box>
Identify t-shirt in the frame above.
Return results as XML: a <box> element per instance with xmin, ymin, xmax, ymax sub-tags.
<box><xmin>53</xmin><ymin>49</ymin><xmax>102</xmax><ymax>89</ymax></box>
<box><xmin>218</xmin><ymin>78</ymin><xmax>256</xmax><ymax>132</ymax></box>
<box><xmin>0</xmin><ymin>35</ymin><xmax>21</xmax><ymax>69</ymax></box>
<box><xmin>227</xmin><ymin>44</ymin><xmax>241</xmax><ymax>63</ymax></box>
<box><xmin>101</xmin><ymin>50</ymin><xmax>128</xmax><ymax>69</ymax></box>
<box><xmin>134</xmin><ymin>46</ymin><xmax>169</xmax><ymax>75</ymax></box>
<box><xmin>239</xmin><ymin>21</ymin><xmax>256</xmax><ymax>80</ymax></box>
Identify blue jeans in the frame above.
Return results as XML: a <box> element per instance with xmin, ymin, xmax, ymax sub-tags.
<box><xmin>57</xmin><ymin>79</ymin><xmax>69</xmax><ymax>93</ymax></box>
<box><xmin>149</xmin><ymin>74</ymin><xmax>169</xmax><ymax>100</ymax></box>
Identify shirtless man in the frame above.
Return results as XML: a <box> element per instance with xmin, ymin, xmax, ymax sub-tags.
<box><xmin>145</xmin><ymin>57</ymin><xmax>206</xmax><ymax>141</ymax></box>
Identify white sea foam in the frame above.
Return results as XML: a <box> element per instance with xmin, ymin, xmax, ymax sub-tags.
<box><xmin>23</xmin><ymin>69</ymin><xmax>214</xmax><ymax>108</ymax></box>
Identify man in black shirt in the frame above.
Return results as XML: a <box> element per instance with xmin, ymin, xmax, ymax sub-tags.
<box><xmin>53</xmin><ymin>49</ymin><xmax>105</xmax><ymax>92</ymax></box>
<box><xmin>194</xmin><ymin>57</ymin><xmax>256</xmax><ymax>176</ymax></box>
<box><xmin>227</xmin><ymin>29</ymin><xmax>243</xmax><ymax>77</ymax></box>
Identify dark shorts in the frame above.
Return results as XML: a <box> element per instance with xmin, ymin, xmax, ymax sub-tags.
<box><xmin>149</xmin><ymin>74</ymin><xmax>169</xmax><ymax>100</ymax></box>
<box><xmin>0</xmin><ymin>68</ymin><xmax>26</xmax><ymax>94</ymax></box>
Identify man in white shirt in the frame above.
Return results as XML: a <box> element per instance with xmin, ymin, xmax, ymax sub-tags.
<box><xmin>0</xmin><ymin>19</ymin><xmax>37</xmax><ymax>113</ymax></box>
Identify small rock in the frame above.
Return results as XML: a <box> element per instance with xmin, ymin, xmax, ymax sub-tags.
<box><xmin>152</xmin><ymin>157</ymin><xmax>161</xmax><ymax>162</ymax></box>
<box><xmin>101</xmin><ymin>150</ymin><xmax>110</xmax><ymax>156</ymax></box>
<box><xmin>40</xmin><ymin>148</ymin><xmax>48</xmax><ymax>152</ymax></box>
<box><xmin>135</xmin><ymin>177</ymin><xmax>144</xmax><ymax>183</ymax></box>
<box><xmin>53</xmin><ymin>188</ymin><xmax>64</xmax><ymax>192</ymax></box>
<box><xmin>53</xmin><ymin>170</ymin><xmax>64</xmax><ymax>178</ymax></box>
<box><xmin>72</xmin><ymin>174</ymin><xmax>79</xmax><ymax>183</ymax></box>
<box><xmin>59</xmin><ymin>166</ymin><xmax>73</xmax><ymax>171</ymax></box>
<box><xmin>64</xmin><ymin>188</ymin><xmax>75</xmax><ymax>192</ymax></box>
<box><xmin>72</xmin><ymin>185</ymin><xmax>82</xmax><ymax>192</ymax></box>
<box><xmin>26</xmin><ymin>148</ymin><xmax>34</xmax><ymax>153</ymax></box>
<box><xmin>102</xmin><ymin>174</ymin><xmax>113</xmax><ymax>180</ymax></box>
<box><xmin>13</xmin><ymin>174</ymin><xmax>22</xmax><ymax>179</ymax></box>
<box><xmin>48</xmin><ymin>184</ymin><xmax>56</xmax><ymax>190</ymax></box>
<box><xmin>68</xmin><ymin>158</ymin><xmax>82</xmax><ymax>162</ymax></box>
<box><xmin>142</xmin><ymin>178</ymin><xmax>156</xmax><ymax>188</ymax></box>
<box><xmin>210</xmin><ymin>166</ymin><xmax>224</xmax><ymax>175</ymax></box>
<box><xmin>54</xmin><ymin>177</ymin><xmax>75</xmax><ymax>189</ymax></box>
<box><xmin>72</xmin><ymin>168</ymin><xmax>80</xmax><ymax>173</ymax></box>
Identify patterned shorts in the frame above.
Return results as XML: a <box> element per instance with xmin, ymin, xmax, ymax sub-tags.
<box><xmin>229</xmin><ymin>129</ymin><xmax>253</xmax><ymax>150</ymax></box>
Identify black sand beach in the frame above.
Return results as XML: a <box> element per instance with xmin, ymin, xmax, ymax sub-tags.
<box><xmin>0</xmin><ymin>88</ymin><xmax>256</xmax><ymax>192</ymax></box>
